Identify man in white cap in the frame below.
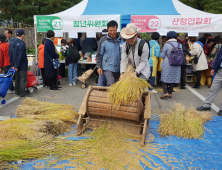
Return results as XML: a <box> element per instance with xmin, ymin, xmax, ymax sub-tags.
<box><xmin>120</xmin><ymin>23</ymin><xmax>150</xmax><ymax>80</ymax></box>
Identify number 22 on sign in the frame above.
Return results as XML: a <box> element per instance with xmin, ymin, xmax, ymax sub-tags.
<box><xmin>149</xmin><ymin>19</ymin><xmax>161</xmax><ymax>29</ymax></box>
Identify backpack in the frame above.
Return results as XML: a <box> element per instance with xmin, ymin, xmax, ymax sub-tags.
<box><xmin>126</xmin><ymin>40</ymin><xmax>149</xmax><ymax>57</ymax></box>
<box><xmin>68</xmin><ymin>45</ymin><xmax>80</xmax><ymax>62</ymax></box>
<box><xmin>167</xmin><ymin>42</ymin><xmax>184</xmax><ymax>66</ymax></box>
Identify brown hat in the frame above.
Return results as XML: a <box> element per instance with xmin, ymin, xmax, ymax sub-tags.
<box><xmin>120</xmin><ymin>23</ymin><xmax>141</xmax><ymax>39</ymax></box>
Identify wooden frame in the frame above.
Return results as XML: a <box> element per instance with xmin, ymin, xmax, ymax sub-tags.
<box><xmin>76</xmin><ymin>86</ymin><xmax>152</xmax><ymax>147</ymax></box>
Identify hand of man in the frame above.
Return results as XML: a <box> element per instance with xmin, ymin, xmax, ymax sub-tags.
<box><xmin>211</xmin><ymin>70</ymin><xmax>215</xmax><ymax>76</ymax></box>
<box><xmin>97</xmin><ymin>68</ymin><xmax>102</xmax><ymax>75</ymax></box>
<box><xmin>132</xmin><ymin>72</ymin><xmax>137</xmax><ymax>77</ymax></box>
<box><xmin>119</xmin><ymin>74</ymin><xmax>124</xmax><ymax>80</ymax></box>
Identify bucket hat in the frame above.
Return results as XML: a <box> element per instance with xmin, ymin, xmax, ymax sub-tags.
<box><xmin>120</xmin><ymin>23</ymin><xmax>141</xmax><ymax>39</ymax></box>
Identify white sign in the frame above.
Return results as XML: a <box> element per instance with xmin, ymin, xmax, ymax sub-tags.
<box><xmin>131</xmin><ymin>15</ymin><xmax>222</xmax><ymax>33</ymax></box>
<box><xmin>54</xmin><ymin>30</ymin><xmax>63</xmax><ymax>37</ymax></box>
<box><xmin>69</xmin><ymin>31</ymin><xmax>78</xmax><ymax>38</ymax></box>
<box><xmin>156</xmin><ymin>28</ymin><xmax>167</xmax><ymax>36</ymax></box>
<box><xmin>188</xmin><ymin>29</ymin><xmax>199</xmax><ymax>37</ymax></box>
<box><xmin>87</xmin><ymin>31</ymin><xmax>96</xmax><ymax>38</ymax></box>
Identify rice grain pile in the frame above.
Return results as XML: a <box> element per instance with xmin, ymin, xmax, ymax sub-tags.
<box><xmin>158</xmin><ymin>103</ymin><xmax>212</xmax><ymax>139</ymax></box>
<box><xmin>108</xmin><ymin>65</ymin><xmax>151</xmax><ymax>107</ymax></box>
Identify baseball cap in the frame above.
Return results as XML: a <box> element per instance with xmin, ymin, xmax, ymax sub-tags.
<box><xmin>16</xmin><ymin>29</ymin><xmax>26</xmax><ymax>36</ymax></box>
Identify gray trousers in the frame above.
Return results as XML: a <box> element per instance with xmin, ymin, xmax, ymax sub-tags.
<box><xmin>203</xmin><ymin>68</ymin><xmax>222</xmax><ymax>110</ymax></box>
<box><xmin>103</xmin><ymin>70</ymin><xmax>120</xmax><ymax>86</ymax></box>
<box><xmin>15</xmin><ymin>70</ymin><xmax>27</xmax><ymax>97</ymax></box>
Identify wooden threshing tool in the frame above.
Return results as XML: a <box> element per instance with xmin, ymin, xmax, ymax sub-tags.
<box><xmin>76</xmin><ymin>86</ymin><xmax>152</xmax><ymax>146</ymax></box>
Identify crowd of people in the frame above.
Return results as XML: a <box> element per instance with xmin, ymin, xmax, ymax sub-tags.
<box><xmin>0</xmin><ymin>22</ymin><xmax>221</xmax><ymax>115</ymax></box>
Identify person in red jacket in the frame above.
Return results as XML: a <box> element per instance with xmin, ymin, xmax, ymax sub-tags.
<box><xmin>38</xmin><ymin>38</ymin><xmax>48</xmax><ymax>87</ymax></box>
<box><xmin>0</xmin><ymin>33</ymin><xmax>15</xmax><ymax>94</ymax></box>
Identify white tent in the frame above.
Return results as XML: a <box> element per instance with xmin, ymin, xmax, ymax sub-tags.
<box><xmin>33</xmin><ymin>0</ymin><xmax>222</xmax><ymax>61</ymax></box>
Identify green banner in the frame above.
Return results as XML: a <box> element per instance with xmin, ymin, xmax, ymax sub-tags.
<box><xmin>36</xmin><ymin>16</ymin><xmax>63</xmax><ymax>32</ymax></box>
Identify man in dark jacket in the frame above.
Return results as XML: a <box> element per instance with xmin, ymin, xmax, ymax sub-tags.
<box><xmin>44</xmin><ymin>30</ymin><xmax>61</xmax><ymax>91</ymax></box>
<box><xmin>9</xmin><ymin>29</ymin><xmax>28</xmax><ymax>97</ymax></box>
<box><xmin>197</xmin><ymin>48</ymin><xmax>222</xmax><ymax>115</ymax></box>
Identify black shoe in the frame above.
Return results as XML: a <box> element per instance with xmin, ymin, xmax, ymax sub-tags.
<box><xmin>57</xmin><ymin>81</ymin><xmax>60</xmax><ymax>85</ymax></box>
<box><xmin>218</xmin><ymin>110</ymin><xmax>222</xmax><ymax>116</ymax></box>
<box><xmin>50</xmin><ymin>87</ymin><xmax>59</xmax><ymax>91</ymax></box>
<box><xmin>193</xmin><ymin>85</ymin><xmax>200</xmax><ymax>89</ymax></box>
<box><xmin>54</xmin><ymin>85</ymin><xmax>62</xmax><ymax>89</ymax></box>
<box><xmin>172</xmin><ymin>90</ymin><xmax>175</xmax><ymax>93</ymax></box>
<box><xmin>180</xmin><ymin>86</ymin><xmax>186</xmax><ymax>89</ymax></box>
<box><xmin>197</xmin><ymin>106</ymin><xmax>211</xmax><ymax>111</ymax></box>
<box><xmin>20</xmin><ymin>94</ymin><xmax>27</xmax><ymax>97</ymax></box>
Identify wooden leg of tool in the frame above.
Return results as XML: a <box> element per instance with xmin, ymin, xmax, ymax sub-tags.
<box><xmin>141</xmin><ymin>119</ymin><xmax>149</xmax><ymax>146</ymax></box>
<box><xmin>141</xmin><ymin>92</ymin><xmax>152</xmax><ymax>146</ymax></box>
<box><xmin>76</xmin><ymin>115</ymin><xmax>83</xmax><ymax>136</ymax></box>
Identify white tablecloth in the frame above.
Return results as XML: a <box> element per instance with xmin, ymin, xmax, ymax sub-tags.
<box><xmin>60</xmin><ymin>60</ymin><xmax>96</xmax><ymax>64</ymax></box>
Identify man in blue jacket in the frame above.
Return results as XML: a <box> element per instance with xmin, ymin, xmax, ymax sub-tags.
<box><xmin>96</xmin><ymin>20</ymin><xmax>124</xmax><ymax>86</ymax></box>
<box><xmin>9</xmin><ymin>29</ymin><xmax>28</xmax><ymax>97</ymax></box>
<box><xmin>44</xmin><ymin>30</ymin><xmax>61</xmax><ymax>91</ymax></box>
<box><xmin>197</xmin><ymin>48</ymin><xmax>222</xmax><ymax>115</ymax></box>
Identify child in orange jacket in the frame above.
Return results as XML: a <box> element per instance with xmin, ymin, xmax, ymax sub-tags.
<box><xmin>38</xmin><ymin>38</ymin><xmax>48</xmax><ymax>87</ymax></box>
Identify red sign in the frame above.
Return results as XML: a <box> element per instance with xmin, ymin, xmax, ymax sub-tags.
<box><xmin>131</xmin><ymin>16</ymin><xmax>161</xmax><ymax>32</ymax></box>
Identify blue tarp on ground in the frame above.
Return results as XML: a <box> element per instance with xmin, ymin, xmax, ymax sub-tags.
<box><xmin>17</xmin><ymin>116</ymin><xmax>222</xmax><ymax>169</ymax></box>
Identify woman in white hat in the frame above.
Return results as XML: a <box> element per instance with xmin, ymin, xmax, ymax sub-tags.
<box><xmin>120</xmin><ymin>23</ymin><xmax>150</xmax><ymax>80</ymax></box>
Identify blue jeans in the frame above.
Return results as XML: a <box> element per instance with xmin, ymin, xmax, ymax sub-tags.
<box><xmin>4</xmin><ymin>65</ymin><xmax>15</xmax><ymax>91</ymax></box>
<box><xmin>148</xmin><ymin>67</ymin><xmax>155</xmax><ymax>90</ymax></box>
<box><xmin>68</xmin><ymin>63</ymin><xmax>78</xmax><ymax>84</ymax></box>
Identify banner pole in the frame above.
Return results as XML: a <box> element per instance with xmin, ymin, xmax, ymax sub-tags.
<box><xmin>34</xmin><ymin>24</ymin><xmax>38</xmax><ymax>78</ymax></box>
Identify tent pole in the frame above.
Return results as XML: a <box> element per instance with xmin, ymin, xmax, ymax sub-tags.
<box><xmin>34</xmin><ymin>24</ymin><xmax>38</xmax><ymax>78</ymax></box>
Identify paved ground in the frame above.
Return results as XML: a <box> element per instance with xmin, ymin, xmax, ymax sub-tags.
<box><xmin>0</xmin><ymin>76</ymin><xmax>221</xmax><ymax>117</ymax></box>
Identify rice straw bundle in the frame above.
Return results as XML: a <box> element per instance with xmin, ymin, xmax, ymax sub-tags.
<box><xmin>0</xmin><ymin>118</ymin><xmax>68</xmax><ymax>142</ymax></box>
<box><xmin>16</xmin><ymin>98</ymin><xmax>78</xmax><ymax>123</ymax></box>
<box><xmin>158</xmin><ymin>103</ymin><xmax>212</xmax><ymax>139</ymax></box>
<box><xmin>108</xmin><ymin>65</ymin><xmax>151</xmax><ymax>106</ymax></box>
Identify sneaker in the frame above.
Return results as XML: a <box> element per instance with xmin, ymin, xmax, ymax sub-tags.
<box><xmin>7</xmin><ymin>90</ymin><xmax>15</xmax><ymax>94</ymax></box>
<box><xmin>197</xmin><ymin>106</ymin><xmax>211</xmax><ymax>111</ymax></box>
<box><xmin>151</xmin><ymin>89</ymin><xmax>158</xmax><ymax>93</ymax></box>
<box><xmin>54</xmin><ymin>86</ymin><xmax>62</xmax><ymax>89</ymax></box>
<box><xmin>73</xmin><ymin>82</ymin><xmax>76</xmax><ymax>86</ymax></box>
<box><xmin>69</xmin><ymin>83</ymin><xmax>73</xmax><ymax>86</ymax></box>
<box><xmin>50</xmin><ymin>87</ymin><xmax>59</xmax><ymax>91</ymax></box>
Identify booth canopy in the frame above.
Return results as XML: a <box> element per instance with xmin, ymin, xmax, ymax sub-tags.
<box><xmin>34</xmin><ymin>0</ymin><xmax>222</xmax><ymax>33</ymax></box>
